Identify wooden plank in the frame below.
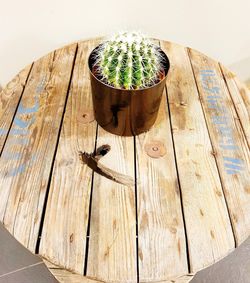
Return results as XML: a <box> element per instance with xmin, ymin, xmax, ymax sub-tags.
<box><xmin>45</xmin><ymin>263</ymin><xmax>193</xmax><ymax>283</ymax></box>
<box><xmin>39</xmin><ymin>39</ymin><xmax>99</xmax><ymax>273</ymax></box>
<box><xmin>0</xmin><ymin>64</ymin><xmax>32</xmax><ymax>150</ymax></box>
<box><xmin>174</xmin><ymin>276</ymin><xmax>193</xmax><ymax>283</ymax></box>
<box><xmin>135</xmin><ymin>86</ymin><xmax>188</xmax><ymax>279</ymax></box>
<box><xmin>235</xmin><ymin>78</ymin><xmax>250</xmax><ymax>116</ymax></box>
<box><xmin>48</xmin><ymin>270</ymin><xmax>101</xmax><ymax>283</ymax></box>
<box><xmin>152</xmin><ymin>276</ymin><xmax>193</xmax><ymax>283</ymax></box>
<box><xmin>86</xmin><ymin>130</ymin><xmax>137</xmax><ymax>281</ymax></box>
<box><xmin>160</xmin><ymin>41</ymin><xmax>235</xmax><ymax>273</ymax></box>
<box><xmin>0</xmin><ymin>43</ymin><xmax>77</xmax><ymax>252</ymax></box>
<box><xmin>220</xmin><ymin>65</ymin><xmax>250</xmax><ymax>148</ymax></box>
<box><xmin>43</xmin><ymin>259</ymin><xmax>101</xmax><ymax>283</ymax></box>
<box><xmin>134</xmin><ymin>39</ymin><xmax>187</xmax><ymax>282</ymax></box>
<box><xmin>188</xmin><ymin>48</ymin><xmax>250</xmax><ymax>245</ymax></box>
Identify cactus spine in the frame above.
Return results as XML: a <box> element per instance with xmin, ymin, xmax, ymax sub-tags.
<box><xmin>94</xmin><ymin>31</ymin><xmax>165</xmax><ymax>90</ymax></box>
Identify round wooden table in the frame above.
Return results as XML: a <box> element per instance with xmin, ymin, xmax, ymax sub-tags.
<box><xmin>0</xmin><ymin>38</ymin><xmax>250</xmax><ymax>283</ymax></box>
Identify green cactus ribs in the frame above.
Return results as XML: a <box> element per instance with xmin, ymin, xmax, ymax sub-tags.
<box><xmin>93</xmin><ymin>31</ymin><xmax>166</xmax><ymax>90</ymax></box>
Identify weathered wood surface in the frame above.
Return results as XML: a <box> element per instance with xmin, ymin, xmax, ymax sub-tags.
<box><xmin>39</xmin><ymin>39</ymin><xmax>98</xmax><ymax>274</ymax></box>
<box><xmin>0</xmin><ymin>38</ymin><xmax>249</xmax><ymax>283</ymax></box>
<box><xmin>44</xmin><ymin>259</ymin><xmax>193</xmax><ymax>283</ymax></box>
<box><xmin>136</xmin><ymin>84</ymin><xmax>188</xmax><ymax>280</ymax></box>
<box><xmin>135</xmin><ymin>40</ymin><xmax>188</xmax><ymax>282</ymax></box>
<box><xmin>0</xmin><ymin>64</ymin><xmax>32</xmax><ymax>150</ymax></box>
<box><xmin>220</xmin><ymin>65</ymin><xmax>250</xmax><ymax>148</ymax></box>
<box><xmin>189</xmin><ymin>48</ymin><xmax>250</xmax><ymax>245</ymax></box>
<box><xmin>0</xmin><ymin>44</ymin><xmax>77</xmax><ymax>252</ymax></box>
<box><xmin>86</xmin><ymin>118</ymin><xmax>137</xmax><ymax>282</ymax></box>
<box><xmin>161</xmin><ymin>41</ymin><xmax>235</xmax><ymax>273</ymax></box>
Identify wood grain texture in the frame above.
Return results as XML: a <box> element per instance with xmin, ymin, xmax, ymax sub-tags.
<box><xmin>44</xmin><ymin>259</ymin><xmax>193</xmax><ymax>283</ymax></box>
<box><xmin>134</xmin><ymin>40</ymin><xmax>187</xmax><ymax>282</ymax></box>
<box><xmin>0</xmin><ymin>43</ymin><xmax>77</xmax><ymax>252</ymax></box>
<box><xmin>161</xmin><ymin>41</ymin><xmax>235</xmax><ymax>273</ymax></box>
<box><xmin>43</xmin><ymin>259</ymin><xmax>193</xmax><ymax>283</ymax></box>
<box><xmin>220</xmin><ymin>65</ymin><xmax>250</xmax><ymax>148</ymax></box>
<box><xmin>49</xmin><ymin>270</ymin><xmax>193</xmax><ymax>283</ymax></box>
<box><xmin>43</xmin><ymin>259</ymin><xmax>101</xmax><ymax>283</ymax></box>
<box><xmin>0</xmin><ymin>64</ymin><xmax>32</xmax><ymax>150</ymax></box>
<box><xmin>1</xmin><ymin>38</ymin><xmax>250</xmax><ymax>283</ymax></box>
<box><xmin>136</xmin><ymin>87</ymin><xmax>188</xmax><ymax>280</ymax></box>
<box><xmin>86</xmin><ymin>127</ymin><xmax>137</xmax><ymax>282</ymax></box>
<box><xmin>39</xmin><ymin>39</ymin><xmax>99</xmax><ymax>273</ymax></box>
<box><xmin>49</xmin><ymin>269</ymin><xmax>101</xmax><ymax>283</ymax></box>
<box><xmin>188</xmin><ymin>48</ymin><xmax>250</xmax><ymax>245</ymax></box>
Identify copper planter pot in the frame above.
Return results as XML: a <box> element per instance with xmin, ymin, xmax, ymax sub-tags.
<box><xmin>88</xmin><ymin>45</ymin><xmax>170</xmax><ymax>136</ymax></box>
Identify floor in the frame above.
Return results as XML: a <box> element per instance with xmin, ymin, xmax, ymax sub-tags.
<box><xmin>0</xmin><ymin>224</ymin><xmax>58</xmax><ymax>283</ymax></box>
<box><xmin>190</xmin><ymin>237</ymin><xmax>250</xmax><ymax>283</ymax></box>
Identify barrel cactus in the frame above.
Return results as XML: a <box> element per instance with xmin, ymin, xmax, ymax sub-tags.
<box><xmin>93</xmin><ymin>31</ymin><xmax>165</xmax><ymax>90</ymax></box>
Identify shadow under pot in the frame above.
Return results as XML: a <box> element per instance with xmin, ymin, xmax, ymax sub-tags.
<box><xmin>88</xmin><ymin>44</ymin><xmax>170</xmax><ymax>136</ymax></box>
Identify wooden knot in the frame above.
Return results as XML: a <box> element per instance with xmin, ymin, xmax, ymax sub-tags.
<box><xmin>180</xmin><ymin>101</ymin><xmax>187</xmax><ymax>106</ymax></box>
<box><xmin>77</xmin><ymin>110</ymin><xmax>94</xmax><ymax>124</ymax></box>
<box><xmin>144</xmin><ymin>141</ymin><xmax>166</xmax><ymax>158</ymax></box>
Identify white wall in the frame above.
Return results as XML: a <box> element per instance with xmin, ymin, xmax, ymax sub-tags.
<box><xmin>0</xmin><ymin>0</ymin><xmax>250</xmax><ymax>86</ymax></box>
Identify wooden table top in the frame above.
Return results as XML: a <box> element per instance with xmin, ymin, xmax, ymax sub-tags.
<box><xmin>0</xmin><ymin>38</ymin><xmax>249</xmax><ymax>283</ymax></box>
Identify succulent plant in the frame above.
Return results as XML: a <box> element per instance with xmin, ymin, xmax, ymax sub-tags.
<box><xmin>93</xmin><ymin>31</ymin><xmax>165</xmax><ymax>90</ymax></box>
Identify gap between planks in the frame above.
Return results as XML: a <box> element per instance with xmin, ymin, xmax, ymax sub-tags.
<box><xmin>187</xmin><ymin>47</ymin><xmax>250</xmax><ymax>247</ymax></box>
<box><xmin>83</xmin><ymin>124</ymin><xmax>99</xmax><ymax>275</ymax></box>
<box><xmin>35</xmin><ymin>44</ymin><xmax>79</xmax><ymax>253</ymax></box>
<box><xmin>163</xmin><ymin>81</ymin><xmax>191</xmax><ymax>274</ymax></box>
<box><xmin>161</xmin><ymin>41</ymin><xmax>235</xmax><ymax>274</ymax></box>
<box><xmin>219</xmin><ymin>63</ymin><xmax>250</xmax><ymax>151</ymax></box>
<box><xmin>0</xmin><ymin>63</ymin><xmax>34</xmax><ymax>157</ymax></box>
<box><xmin>186</xmin><ymin>47</ymin><xmax>237</xmax><ymax>248</ymax></box>
<box><xmin>160</xmin><ymin>40</ymin><xmax>191</xmax><ymax>274</ymax></box>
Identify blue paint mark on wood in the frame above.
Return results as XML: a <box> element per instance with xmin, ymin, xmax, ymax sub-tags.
<box><xmin>17</xmin><ymin>97</ymin><xmax>39</xmax><ymax>114</ymax></box>
<box><xmin>10</xmin><ymin>128</ymin><xmax>30</xmax><ymax>135</ymax></box>
<box><xmin>207</xmin><ymin>95</ymin><xmax>222</xmax><ymax>99</ymax></box>
<box><xmin>13</xmin><ymin>116</ymin><xmax>35</xmax><ymax>128</ymax></box>
<box><xmin>224</xmin><ymin>163</ymin><xmax>244</xmax><ymax>171</ymax></box>
<box><xmin>223</xmin><ymin>156</ymin><xmax>244</xmax><ymax>164</ymax></box>
<box><xmin>207</xmin><ymin>99</ymin><xmax>219</xmax><ymax>110</ymax></box>
<box><xmin>200</xmin><ymin>70</ymin><xmax>215</xmax><ymax>74</ymax></box>
<box><xmin>219</xmin><ymin>144</ymin><xmax>238</xmax><ymax>150</ymax></box>
<box><xmin>2</xmin><ymin>151</ymin><xmax>23</xmax><ymax>160</ymax></box>
<box><xmin>8</xmin><ymin>137</ymin><xmax>29</xmax><ymax>146</ymax></box>
<box><xmin>223</xmin><ymin>156</ymin><xmax>244</xmax><ymax>174</ymax></box>
<box><xmin>219</xmin><ymin>127</ymin><xmax>232</xmax><ymax>135</ymax></box>
<box><xmin>3</xmin><ymin>77</ymin><xmax>46</xmax><ymax>177</ymax></box>
<box><xmin>0</xmin><ymin>128</ymin><xmax>8</xmax><ymax>135</ymax></box>
<box><xmin>226</xmin><ymin>169</ymin><xmax>240</xmax><ymax>175</ymax></box>
<box><xmin>36</xmin><ymin>76</ymin><xmax>47</xmax><ymax>94</ymax></box>
<box><xmin>211</xmin><ymin>115</ymin><xmax>228</xmax><ymax>125</ymax></box>
<box><xmin>5</xmin><ymin>154</ymin><xmax>37</xmax><ymax>177</ymax></box>
<box><xmin>200</xmin><ymin>69</ymin><xmax>245</xmax><ymax>175</ymax></box>
<box><xmin>203</xmin><ymin>86</ymin><xmax>220</xmax><ymax>94</ymax></box>
<box><xmin>7</xmin><ymin>164</ymin><xmax>27</xmax><ymax>177</ymax></box>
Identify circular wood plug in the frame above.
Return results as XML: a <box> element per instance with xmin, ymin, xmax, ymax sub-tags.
<box><xmin>144</xmin><ymin>141</ymin><xmax>166</xmax><ymax>158</ymax></box>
